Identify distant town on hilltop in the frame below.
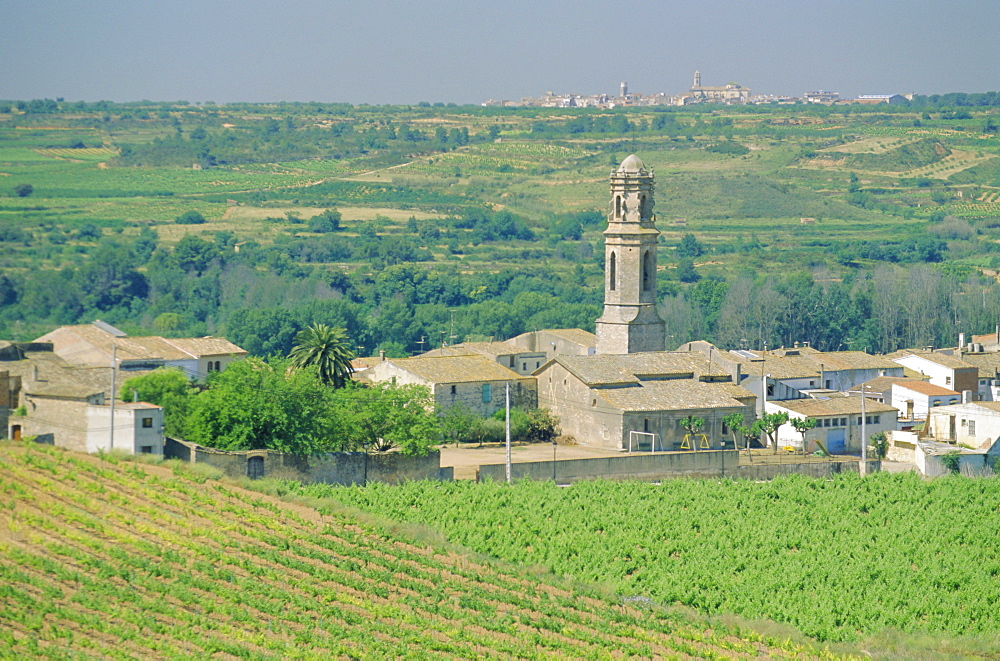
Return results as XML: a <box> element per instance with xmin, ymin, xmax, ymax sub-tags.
<box><xmin>483</xmin><ymin>70</ymin><xmax>916</xmax><ymax>108</ymax></box>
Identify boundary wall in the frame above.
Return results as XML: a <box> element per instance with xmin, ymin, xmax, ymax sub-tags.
<box><xmin>164</xmin><ymin>438</ymin><xmax>452</xmax><ymax>485</ymax></box>
<box><xmin>476</xmin><ymin>450</ymin><xmax>878</xmax><ymax>484</ymax></box>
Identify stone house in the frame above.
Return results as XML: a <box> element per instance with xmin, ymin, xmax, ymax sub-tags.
<box><xmin>421</xmin><ymin>340</ymin><xmax>547</xmax><ymax>377</ymax></box>
<box><xmin>365</xmin><ymin>354</ymin><xmax>536</xmax><ymax>417</ymax></box>
<box><xmin>949</xmin><ymin>351</ymin><xmax>1000</xmax><ymax>402</ymax></box>
<box><xmin>36</xmin><ymin>321</ymin><xmax>247</xmax><ymax>382</ymax></box>
<box><xmin>535</xmin><ymin>352</ymin><xmax>754</xmax><ymax>450</ymax></box>
<box><xmin>2</xmin><ymin>341</ymin><xmax>165</xmax><ymax>454</ymax></box>
<box><xmin>766</xmin><ymin>396</ymin><xmax>898</xmax><ymax>454</ymax></box>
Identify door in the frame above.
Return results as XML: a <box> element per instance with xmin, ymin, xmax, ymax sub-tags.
<box><xmin>827</xmin><ymin>429</ymin><xmax>846</xmax><ymax>454</ymax></box>
<box><xmin>247</xmin><ymin>456</ymin><xmax>264</xmax><ymax>479</ymax></box>
<box><xmin>11</xmin><ymin>425</ymin><xmax>21</xmax><ymax>441</ymax></box>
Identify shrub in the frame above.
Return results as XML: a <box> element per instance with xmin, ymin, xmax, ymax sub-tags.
<box><xmin>175</xmin><ymin>210</ymin><xmax>206</xmax><ymax>225</ymax></box>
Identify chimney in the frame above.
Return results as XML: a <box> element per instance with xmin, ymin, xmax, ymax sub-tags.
<box><xmin>793</xmin><ymin>341</ymin><xmax>800</xmax><ymax>349</ymax></box>
<box><xmin>735</xmin><ymin>363</ymin><xmax>742</xmax><ymax>384</ymax></box>
<box><xmin>959</xmin><ymin>332</ymin><xmax>965</xmax><ymax>350</ymax></box>
<box><xmin>379</xmin><ymin>350</ymin><xmax>386</xmax><ymax>361</ymax></box>
<box><xmin>803</xmin><ymin>341</ymin><xmax>810</xmax><ymax>348</ymax></box>
<box><xmin>963</xmin><ymin>390</ymin><xmax>972</xmax><ymax>403</ymax></box>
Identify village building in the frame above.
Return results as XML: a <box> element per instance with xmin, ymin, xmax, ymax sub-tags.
<box><xmin>35</xmin><ymin>321</ymin><xmax>247</xmax><ymax>382</ymax></box>
<box><xmin>889</xmin><ymin>381</ymin><xmax>961</xmax><ymax>420</ymax></box>
<box><xmin>683</xmin><ymin>70</ymin><xmax>751</xmax><ymax>105</ymax></box>
<box><xmin>421</xmin><ymin>340</ymin><xmax>547</xmax><ymax>377</ymax></box>
<box><xmin>924</xmin><ymin>400</ymin><xmax>1000</xmax><ymax>450</ymax></box>
<box><xmin>889</xmin><ymin>350</ymin><xmax>978</xmax><ymax>398</ymax></box>
<box><xmin>766</xmin><ymin>396</ymin><xmax>898</xmax><ymax>454</ymax></box>
<box><xmin>535</xmin><ymin>353</ymin><xmax>753</xmax><ymax>451</ymax></box>
<box><xmin>365</xmin><ymin>354</ymin><xmax>535</xmax><ymax>417</ymax></box>
<box><xmin>1</xmin><ymin>341</ymin><xmax>164</xmax><ymax>454</ymax></box>
<box><xmin>508</xmin><ymin>328</ymin><xmax>596</xmax><ymax>362</ymax></box>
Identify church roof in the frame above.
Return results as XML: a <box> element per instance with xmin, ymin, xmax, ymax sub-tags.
<box><xmin>596</xmin><ymin>380</ymin><xmax>752</xmax><ymax>412</ymax></box>
<box><xmin>617</xmin><ymin>154</ymin><xmax>647</xmax><ymax>174</ymax></box>
<box><xmin>554</xmin><ymin>352</ymin><xmax>730</xmax><ymax>387</ymax></box>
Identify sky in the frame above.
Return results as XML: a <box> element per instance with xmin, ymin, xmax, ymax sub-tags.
<box><xmin>2</xmin><ymin>0</ymin><xmax>998</xmax><ymax>105</ymax></box>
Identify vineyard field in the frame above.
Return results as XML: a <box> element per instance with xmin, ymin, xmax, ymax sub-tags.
<box><xmin>287</xmin><ymin>473</ymin><xmax>1000</xmax><ymax>647</ymax></box>
<box><xmin>0</xmin><ymin>443</ymin><xmax>833</xmax><ymax>659</ymax></box>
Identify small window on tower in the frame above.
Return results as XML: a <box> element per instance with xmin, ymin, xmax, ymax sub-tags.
<box><xmin>609</xmin><ymin>252</ymin><xmax>617</xmax><ymax>291</ymax></box>
<box><xmin>615</xmin><ymin>195</ymin><xmax>622</xmax><ymax>218</ymax></box>
<box><xmin>642</xmin><ymin>251</ymin><xmax>651</xmax><ymax>291</ymax></box>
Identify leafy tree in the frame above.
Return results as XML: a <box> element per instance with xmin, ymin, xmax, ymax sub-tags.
<box><xmin>332</xmin><ymin>382</ymin><xmax>439</xmax><ymax>456</ymax></box>
<box><xmin>752</xmin><ymin>411</ymin><xmax>789</xmax><ymax>454</ymax></box>
<box><xmin>439</xmin><ymin>402</ymin><xmax>479</xmax><ymax>446</ymax></box>
<box><xmin>676</xmin><ymin>257</ymin><xmax>700</xmax><ymax>283</ymax></box>
<box><xmin>789</xmin><ymin>417</ymin><xmax>817</xmax><ymax>455</ymax></box>
<box><xmin>186</xmin><ymin>357</ymin><xmax>339</xmax><ymax>454</ymax></box>
<box><xmin>13</xmin><ymin>183</ymin><xmax>33</xmax><ymax>198</ymax></box>
<box><xmin>307</xmin><ymin>209</ymin><xmax>341</xmax><ymax>232</ymax></box>
<box><xmin>288</xmin><ymin>323</ymin><xmax>355</xmax><ymax>388</ymax></box>
<box><xmin>175</xmin><ymin>210</ymin><xmax>206</xmax><ymax>225</ymax></box>
<box><xmin>940</xmin><ymin>449</ymin><xmax>962</xmax><ymax>474</ymax></box>
<box><xmin>722</xmin><ymin>412</ymin><xmax>753</xmax><ymax>452</ymax></box>
<box><xmin>870</xmin><ymin>431</ymin><xmax>889</xmax><ymax>460</ymax></box>
<box><xmin>680</xmin><ymin>415</ymin><xmax>705</xmax><ymax>437</ymax></box>
<box><xmin>119</xmin><ymin>368</ymin><xmax>193</xmax><ymax>438</ymax></box>
<box><xmin>677</xmin><ymin>233</ymin><xmax>704</xmax><ymax>258</ymax></box>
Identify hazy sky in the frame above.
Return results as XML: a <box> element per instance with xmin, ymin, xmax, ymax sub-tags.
<box><xmin>2</xmin><ymin>0</ymin><xmax>998</xmax><ymax>104</ymax></box>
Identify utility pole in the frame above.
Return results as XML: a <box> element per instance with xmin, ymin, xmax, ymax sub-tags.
<box><xmin>860</xmin><ymin>385</ymin><xmax>868</xmax><ymax>463</ymax></box>
<box><xmin>505</xmin><ymin>382</ymin><xmax>511</xmax><ymax>484</ymax></box>
<box><xmin>109</xmin><ymin>344</ymin><xmax>117</xmax><ymax>451</ymax></box>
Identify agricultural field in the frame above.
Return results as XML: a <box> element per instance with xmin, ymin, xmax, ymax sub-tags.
<box><xmin>290</xmin><ymin>473</ymin><xmax>1000</xmax><ymax>651</ymax></box>
<box><xmin>0</xmin><ymin>442</ymin><xmax>837</xmax><ymax>659</ymax></box>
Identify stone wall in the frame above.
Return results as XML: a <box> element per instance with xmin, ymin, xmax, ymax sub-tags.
<box><xmin>477</xmin><ymin>450</ymin><xmax>739</xmax><ymax>483</ymax></box>
<box><xmin>476</xmin><ymin>450</ymin><xmax>876</xmax><ymax>484</ymax></box>
<box><xmin>164</xmin><ymin>438</ymin><xmax>451</xmax><ymax>485</ymax></box>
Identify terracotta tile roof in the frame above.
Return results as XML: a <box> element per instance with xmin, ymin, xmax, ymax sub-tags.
<box><xmin>857</xmin><ymin>376</ymin><xmax>925</xmax><ymax>392</ymax></box>
<box><xmin>541</xmin><ymin>328</ymin><xmax>597</xmax><ymax>346</ymax></box>
<box><xmin>724</xmin><ymin>352</ymin><xmax>820</xmax><ymax>380</ymax></box>
<box><xmin>555</xmin><ymin>352</ymin><xmax>729</xmax><ymax>387</ymax></box>
<box><xmin>418</xmin><ymin>346</ymin><xmax>478</xmax><ymax>358</ymax></box>
<box><xmin>811</xmin><ymin>351</ymin><xmax>900</xmax><ymax>371</ymax></box>
<box><xmin>773</xmin><ymin>397</ymin><xmax>897</xmax><ymax>417</ymax></box>
<box><xmin>596</xmin><ymin>380</ymin><xmax>753</xmax><ymax>412</ymax></box>
<box><xmin>384</xmin><ymin>355</ymin><xmax>525</xmax><ymax>384</ymax></box>
<box><xmin>162</xmin><ymin>337</ymin><xmax>247</xmax><ymax>357</ymax></box>
<box><xmin>455</xmin><ymin>341</ymin><xmax>528</xmax><ymax>357</ymax></box>
<box><xmin>350</xmin><ymin>356</ymin><xmax>384</xmax><ymax>370</ymax></box>
<box><xmin>954</xmin><ymin>352</ymin><xmax>1000</xmax><ymax>378</ymax></box>
<box><xmin>892</xmin><ymin>381</ymin><xmax>959</xmax><ymax>397</ymax></box>
<box><xmin>891</xmin><ymin>350</ymin><xmax>976</xmax><ymax>370</ymax></box>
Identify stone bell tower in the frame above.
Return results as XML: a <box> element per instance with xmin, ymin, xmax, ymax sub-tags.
<box><xmin>595</xmin><ymin>154</ymin><xmax>665</xmax><ymax>354</ymax></box>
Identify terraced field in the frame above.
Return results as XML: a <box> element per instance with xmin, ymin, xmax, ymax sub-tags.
<box><xmin>0</xmin><ymin>443</ymin><xmax>835</xmax><ymax>659</ymax></box>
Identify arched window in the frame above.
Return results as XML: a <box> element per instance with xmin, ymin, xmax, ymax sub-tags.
<box><xmin>609</xmin><ymin>252</ymin><xmax>617</xmax><ymax>291</ymax></box>
<box><xmin>615</xmin><ymin>195</ymin><xmax>621</xmax><ymax>218</ymax></box>
<box><xmin>215</xmin><ymin>360</ymin><xmax>221</xmax><ymax>372</ymax></box>
<box><xmin>642</xmin><ymin>251</ymin><xmax>651</xmax><ymax>291</ymax></box>
<box><xmin>639</xmin><ymin>194</ymin><xmax>646</xmax><ymax>218</ymax></box>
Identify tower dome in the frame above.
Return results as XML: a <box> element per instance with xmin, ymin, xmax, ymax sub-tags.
<box><xmin>617</xmin><ymin>154</ymin><xmax>647</xmax><ymax>174</ymax></box>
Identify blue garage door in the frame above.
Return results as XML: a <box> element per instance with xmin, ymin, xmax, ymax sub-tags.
<box><xmin>827</xmin><ymin>429</ymin><xmax>846</xmax><ymax>454</ymax></box>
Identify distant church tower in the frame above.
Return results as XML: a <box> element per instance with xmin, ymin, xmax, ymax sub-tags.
<box><xmin>620</xmin><ymin>81</ymin><xmax>628</xmax><ymax>97</ymax></box>
<box><xmin>595</xmin><ymin>155</ymin><xmax>666</xmax><ymax>354</ymax></box>
<box><xmin>693</xmin><ymin>70</ymin><xmax>702</xmax><ymax>88</ymax></box>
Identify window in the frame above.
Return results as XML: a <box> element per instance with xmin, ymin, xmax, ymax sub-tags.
<box><xmin>643</xmin><ymin>418</ymin><xmax>650</xmax><ymax>433</ymax></box>
<box><xmin>766</xmin><ymin>385</ymin><xmax>774</xmax><ymax>397</ymax></box>
<box><xmin>215</xmin><ymin>360</ymin><xmax>221</xmax><ymax>371</ymax></box>
<box><xmin>722</xmin><ymin>422</ymin><xmax>729</xmax><ymax>435</ymax></box>
<box><xmin>969</xmin><ymin>420</ymin><xmax>977</xmax><ymax>436</ymax></box>
<box><xmin>522</xmin><ymin>363</ymin><xmax>527</xmax><ymax>371</ymax></box>
<box><xmin>857</xmin><ymin>416</ymin><xmax>863</xmax><ymax>425</ymax></box>
<box><xmin>825</xmin><ymin>380</ymin><xmax>832</xmax><ymax>389</ymax></box>
<box><xmin>873</xmin><ymin>415</ymin><xmax>880</xmax><ymax>424</ymax></box>
<box><xmin>450</xmin><ymin>385</ymin><xmax>456</xmax><ymax>395</ymax></box>
<box><xmin>535</xmin><ymin>362</ymin><xmax>540</xmax><ymax>369</ymax></box>
<box><xmin>140</xmin><ymin>446</ymin><xmax>153</xmax><ymax>454</ymax></box>
<box><xmin>141</xmin><ymin>417</ymin><xmax>153</xmax><ymax>428</ymax></box>
<box><xmin>615</xmin><ymin>195</ymin><xmax>622</xmax><ymax>218</ymax></box>
<box><xmin>946</xmin><ymin>376</ymin><xmax>952</xmax><ymax>385</ymax></box>
<box><xmin>823</xmin><ymin>418</ymin><xmax>831</xmax><ymax>427</ymax></box>
<box><xmin>642</xmin><ymin>251</ymin><xmax>652</xmax><ymax>291</ymax></box>
<box><xmin>482</xmin><ymin>384</ymin><xmax>491</xmax><ymax>403</ymax></box>
<box><xmin>509</xmin><ymin>356</ymin><xmax>515</xmax><ymax>367</ymax></box>
<box><xmin>865</xmin><ymin>416</ymin><xmax>872</xmax><ymax>424</ymax></box>
<box><xmin>840</xmin><ymin>418</ymin><xmax>847</xmax><ymax>427</ymax></box>
<box><xmin>207</xmin><ymin>362</ymin><xmax>214</xmax><ymax>372</ymax></box>
<box><xmin>809</xmin><ymin>381</ymin><xmax>815</xmax><ymax>387</ymax></box>
<box><xmin>609</xmin><ymin>252</ymin><xmax>617</xmax><ymax>291</ymax></box>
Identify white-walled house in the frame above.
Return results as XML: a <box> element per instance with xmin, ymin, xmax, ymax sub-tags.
<box><xmin>766</xmin><ymin>396</ymin><xmax>898</xmax><ymax>454</ymax></box>
<box><xmin>890</xmin><ymin>381</ymin><xmax>960</xmax><ymax>420</ymax></box>
<box><xmin>890</xmin><ymin>351</ymin><xmax>978</xmax><ymax>398</ymax></box>
<box><xmin>85</xmin><ymin>402</ymin><xmax>164</xmax><ymax>455</ymax></box>
<box><xmin>925</xmin><ymin>401</ymin><xmax>1000</xmax><ymax>450</ymax></box>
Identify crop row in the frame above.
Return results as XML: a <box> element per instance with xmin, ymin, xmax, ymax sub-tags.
<box><xmin>294</xmin><ymin>473</ymin><xmax>1000</xmax><ymax>644</ymax></box>
<box><xmin>0</xmin><ymin>444</ymin><xmax>827</xmax><ymax>658</ymax></box>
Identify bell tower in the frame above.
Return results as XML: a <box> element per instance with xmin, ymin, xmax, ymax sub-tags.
<box><xmin>595</xmin><ymin>154</ymin><xmax>665</xmax><ymax>354</ymax></box>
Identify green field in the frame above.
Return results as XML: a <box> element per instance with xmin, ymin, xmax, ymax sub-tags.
<box><xmin>0</xmin><ymin>443</ymin><xmax>838</xmax><ymax>659</ymax></box>
<box><xmin>286</xmin><ymin>473</ymin><xmax>1000</xmax><ymax>647</ymax></box>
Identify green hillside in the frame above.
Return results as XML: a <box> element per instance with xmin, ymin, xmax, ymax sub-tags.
<box><xmin>0</xmin><ymin>443</ymin><xmax>835</xmax><ymax>659</ymax></box>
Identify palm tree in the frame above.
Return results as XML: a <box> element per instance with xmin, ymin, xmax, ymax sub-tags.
<box><xmin>289</xmin><ymin>324</ymin><xmax>355</xmax><ymax>388</ymax></box>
